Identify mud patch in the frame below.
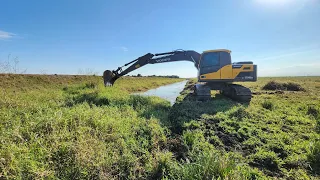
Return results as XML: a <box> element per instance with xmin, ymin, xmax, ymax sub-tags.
<box><xmin>167</xmin><ymin>137</ymin><xmax>188</xmax><ymax>161</ymax></box>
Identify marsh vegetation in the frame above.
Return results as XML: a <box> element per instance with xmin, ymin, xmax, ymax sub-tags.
<box><xmin>0</xmin><ymin>75</ymin><xmax>319</xmax><ymax>179</ymax></box>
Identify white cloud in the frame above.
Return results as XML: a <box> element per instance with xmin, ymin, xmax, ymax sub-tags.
<box><xmin>121</xmin><ymin>46</ymin><xmax>128</xmax><ymax>52</ymax></box>
<box><xmin>260</xmin><ymin>62</ymin><xmax>320</xmax><ymax>71</ymax></box>
<box><xmin>245</xmin><ymin>46</ymin><xmax>320</xmax><ymax>62</ymax></box>
<box><xmin>259</xmin><ymin>62</ymin><xmax>320</xmax><ymax>76</ymax></box>
<box><xmin>0</xmin><ymin>30</ymin><xmax>15</xmax><ymax>40</ymax></box>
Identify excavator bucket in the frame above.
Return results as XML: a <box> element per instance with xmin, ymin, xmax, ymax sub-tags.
<box><xmin>103</xmin><ymin>70</ymin><xmax>119</xmax><ymax>86</ymax></box>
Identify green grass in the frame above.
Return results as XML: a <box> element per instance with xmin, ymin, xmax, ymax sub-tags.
<box><xmin>1</xmin><ymin>74</ymin><xmax>320</xmax><ymax>179</ymax></box>
<box><xmin>0</xmin><ymin>74</ymin><xmax>182</xmax><ymax>179</ymax></box>
<box><xmin>165</xmin><ymin>77</ymin><xmax>320</xmax><ymax>179</ymax></box>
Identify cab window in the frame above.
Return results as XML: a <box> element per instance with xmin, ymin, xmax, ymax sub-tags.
<box><xmin>201</xmin><ymin>52</ymin><xmax>220</xmax><ymax>67</ymax></box>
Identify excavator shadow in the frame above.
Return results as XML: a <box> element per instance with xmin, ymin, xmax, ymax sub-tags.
<box><xmin>166</xmin><ymin>91</ymin><xmax>250</xmax><ymax>135</ymax></box>
<box><xmin>132</xmin><ymin>79</ymin><xmax>250</xmax><ymax>135</ymax></box>
<box><xmin>128</xmin><ymin>95</ymin><xmax>172</xmax><ymax>122</ymax></box>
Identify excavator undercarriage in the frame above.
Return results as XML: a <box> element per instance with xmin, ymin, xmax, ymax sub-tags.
<box><xmin>221</xmin><ymin>84</ymin><xmax>252</xmax><ymax>102</ymax></box>
<box><xmin>194</xmin><ymin>83</ymin><xmax>252</xmax><ymax>102</ymax></box>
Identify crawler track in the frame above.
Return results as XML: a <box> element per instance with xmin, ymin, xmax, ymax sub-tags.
<box><xmin>221</xmin><ymin>84</ymin><xmax>252</xmax><ymax>102</ymax></box>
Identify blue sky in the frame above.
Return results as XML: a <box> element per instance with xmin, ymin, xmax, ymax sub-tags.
<box><xmin>0</xmin><ymin>0</ymin><xmax>320</xmax><ymax>77</ymax></box>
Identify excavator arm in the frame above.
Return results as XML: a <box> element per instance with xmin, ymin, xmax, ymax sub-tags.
<box><xmin>103</xmin><ymin>50</ymin><xmax>201</xmax><ymax>86</ymax></box>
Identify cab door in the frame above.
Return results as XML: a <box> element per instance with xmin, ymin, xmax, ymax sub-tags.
<box><xmin>199</xmin><ymin>52</ymin><xmax>221</xmax><ymax>80</ymax></box>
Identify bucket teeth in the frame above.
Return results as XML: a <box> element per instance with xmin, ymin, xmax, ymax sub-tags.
<box><xmin>105</xmin><ymin>82</ymin><xmax>112</xmax><ymax>86</ymax></box>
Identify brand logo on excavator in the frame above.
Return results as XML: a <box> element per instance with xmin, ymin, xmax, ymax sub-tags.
<box><xmin>155</xmin><ymin>58</ymin><xmax>171</xmax><ymax>63</ymax></box>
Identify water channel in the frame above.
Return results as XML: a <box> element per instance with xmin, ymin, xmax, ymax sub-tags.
<box><xmin>132</xmin><ymin>80</ymin><xmax>188</xmax><ymax>105</ymax></box>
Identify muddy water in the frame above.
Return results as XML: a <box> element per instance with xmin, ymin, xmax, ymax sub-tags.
<box><xmin>132</xmin><ymin>80</ymin><xmax>188</xmax><ymax>105</ymax></box>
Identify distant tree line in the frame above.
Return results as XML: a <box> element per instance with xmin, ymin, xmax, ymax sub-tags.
<box><xmin>127</xmin><ymin>74</ymin><xmax>179</xmax><ymax>78</ymax></box>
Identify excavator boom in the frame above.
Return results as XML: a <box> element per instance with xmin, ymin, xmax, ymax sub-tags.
<box><xmin>103</xmin><ymin>50</ymin><xmax>201</xmax><ymax>86</ymax></box>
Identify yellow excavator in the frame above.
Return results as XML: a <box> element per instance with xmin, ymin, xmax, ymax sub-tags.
<box><xmin>103</xmin><ymin>49</ymin><xmax>257</xmax><ymax>102</ymax></box>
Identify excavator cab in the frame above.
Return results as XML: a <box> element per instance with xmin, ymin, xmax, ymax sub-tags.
<box><xmin>198</xmin><ymin>49</ymin><xmax>257</xmax><ymax>82</ymax></box>
<box><xmin>199</xmin><ymin>50</ymin><xmax>232</xmax><ymax>80</ymax></box>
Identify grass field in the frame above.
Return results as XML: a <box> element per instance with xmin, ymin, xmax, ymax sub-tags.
<box><xmin>167</xmin><ymin>77</ymin><xmax>320</xmax><ymax>179</ymax></box>
<box><xmin>0</xmin><ymin>74</ymin><xmax>319</xmax><ymax>179</ymax></box>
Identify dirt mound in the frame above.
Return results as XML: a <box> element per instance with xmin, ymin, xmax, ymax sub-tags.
<box><xmin>262</xmin><ymin>81</ymin><xmax>305</xmax><ymax>91</ymax></box>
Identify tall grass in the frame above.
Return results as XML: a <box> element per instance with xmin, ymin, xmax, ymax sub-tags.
<box><xmin>0</xmin><ymin>74</ymin><xmax>182</xmax><ymax>179</ymax></box>
<box><xmin>165</xmin><ymin>77</ymin><xmax>320</xmax><ymax>179</ymax></box>
<box><xmin>1</xmin><ymin>75</ymin><xmax>320</xmax><ymax>179</ymax></box>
